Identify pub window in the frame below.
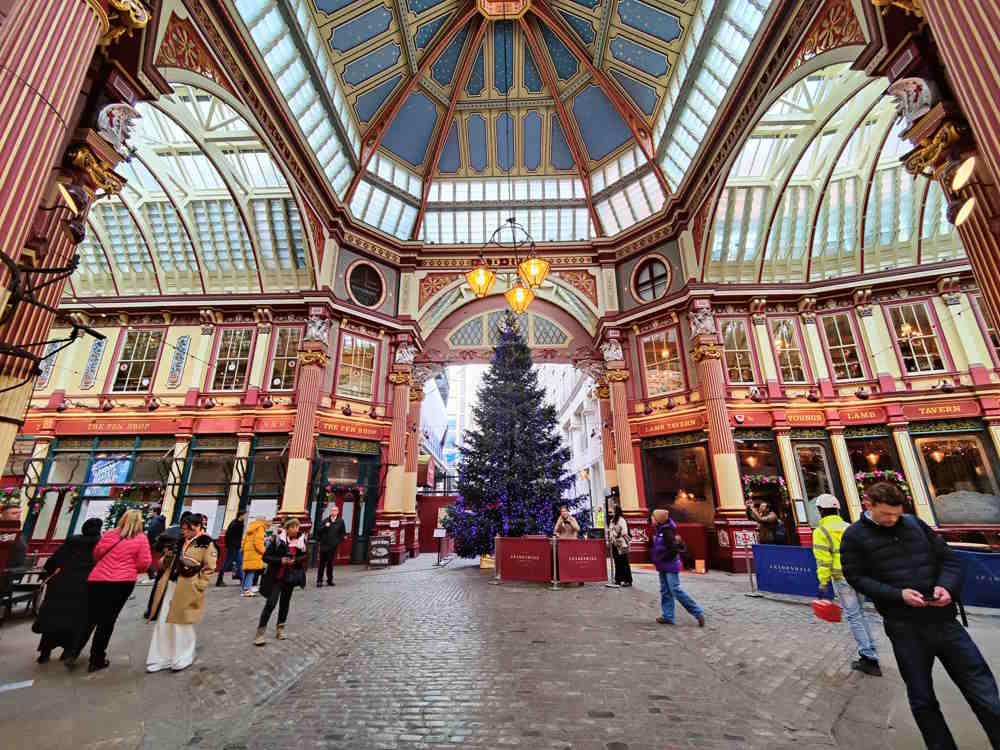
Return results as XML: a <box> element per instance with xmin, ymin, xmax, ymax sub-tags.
<box><xmin>914</xmin><ymin>434</ymin><xmax>1000</xmax><ymax>524</ymax></box>
<box><xmin>888</xmin><ymin>302</ymin><xmax>946</xmax><ymax>374</ymax></box>
<box><xmin>245</xmin><ymin>435</ymin><xmax>288</xmax><ymax>520</ymax></box>
<box><xmin>337</xmin><ymin>334</ymin><xmax>377</xmax><ymax>400</ymax></box>
<box><xmin>111</xmin><ymin>330</ymin><xmax>164</xmax><ymax>392</ymax></box>
<box><xmin>721</xmin><ymin>319</ymin><xmax>755</xmax><ymax>384</ymax></box>
<box><xmin>770</xmin><ymin>318</ymin><xmax>808</xmax><ymax>383</ymax></box>
<box><xmin>210</xmin><ymin>327</ymin><xmax>254</xmax><ymax>391</ymax></box>
<box><xmin>642</xmin><ymin>328</ymin><xmax>684</xmax><ymax>396</ymax></box>
<box><xmin>269</xmin><ymin>327</ymin><xmax>302</xmax><ymax>391</ymax></box>
<box><xmin>182</xmin><ymin>436</ymin><xmax>239</xmax><ymax>536</ymax></box>
<box><xmin>820</xmin><ymin>312</ymin><xmax>865</xmax><ymax>381</ymax></box>
<box><xmin>973</xmin><ymin>295</ymin><xmax>1000</xmax><ymax>359</ymax></box>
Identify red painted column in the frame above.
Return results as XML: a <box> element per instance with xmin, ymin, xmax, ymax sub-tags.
<box><xmin>279</xmin><ymin>312</ymin><xmax>330</xmax><ymax>517</ymax></box>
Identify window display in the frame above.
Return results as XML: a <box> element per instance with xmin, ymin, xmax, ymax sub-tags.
<box><xmin>914</xmin><ymin>434</ymin><xmax>1000</xmax><ymax>524</ymax></box>
<box><xmin>642</xmin><ymin>441</ymin><xmax>715</xmax><ymax>526</ymax></box>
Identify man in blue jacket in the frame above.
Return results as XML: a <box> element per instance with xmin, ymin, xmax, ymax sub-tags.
<box><xmin>650</xmin><ymin>508</ymin><xmax>704</xmax><ymax>627</ymax></box>
<box><xmin>841</xmin><ymin>482</ymin><xmax>1000</xmax><ymax>750</ymax></box>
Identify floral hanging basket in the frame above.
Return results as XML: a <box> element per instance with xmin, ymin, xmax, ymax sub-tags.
<box><xmin>741</xmin><ymin>474</ymin><xmax>790</xmax><ymax>506</ymax></box>
<box><xmin>855</xmin><ymin>470</ymin><xmax>913</xmax><ymax>508</ymax></box>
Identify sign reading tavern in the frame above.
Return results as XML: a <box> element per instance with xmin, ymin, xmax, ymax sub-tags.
<box><xmin>902</xmin><ymin>399</ymin><xmax>981</xmax><ymax>421</ymax></box>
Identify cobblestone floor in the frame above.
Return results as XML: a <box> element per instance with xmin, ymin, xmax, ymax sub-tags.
<box><xmin>0</xmin><ymin>555</ymin><xmax>998</xmax><ymax>750</ymax></box>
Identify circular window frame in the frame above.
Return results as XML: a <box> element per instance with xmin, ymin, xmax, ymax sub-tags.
<box><xmin>630</xmin><ymin>253</ymin><xmax>672</xmax><ymax>304</ymax></box>
<box><xmin>346</xmin><ymin>260</ymin><xmax>388</xmax><ymax>309</ymax></box>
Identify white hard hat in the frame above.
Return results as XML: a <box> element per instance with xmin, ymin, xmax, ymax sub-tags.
<box><xmin>815</xmin><ymin>494</ymin><xmax>841</xmax><ymax>510</ymax></box>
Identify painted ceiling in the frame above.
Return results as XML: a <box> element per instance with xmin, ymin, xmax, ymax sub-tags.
<box><xmin>314</xmin><ymin>0</ymin><xmax>690</xmax><ymax>180</ymax></box>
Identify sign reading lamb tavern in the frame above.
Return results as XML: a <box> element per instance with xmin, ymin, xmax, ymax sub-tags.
<box><xmin>902</xmin><ymin>399</ymin><xmax>981</xmax><ymax>421</ymax></box>
<box><xmin>635</xmin><ymin>412</ymin><xmax>706</xmax><ymax>437</ymax></box>
<box><xmin>314</xmin><ymin>417</ymin><xmax>381</xmax><ymax>439</ymax></box>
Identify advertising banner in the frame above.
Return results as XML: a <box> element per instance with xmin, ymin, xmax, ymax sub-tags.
<box><xmin>368</xmin><ymin>534</ymin><xmax>391</xmax><ymax>567</ymax></box>
<box><xmin>752</xmin><ymin>544</ymin><xmax>821</xmax><ymax>597</ymax></box>
<box><xmin>83</xmin><ymin>456</ymin><xmax>132</xmax><ymax>497</ymax></box>
<box><xmin>556</xmin><ymin>538</ymin><xmax>608</xmax><ymax>583</ymax></box>
<box><xmin>497</xmin><ymin>536</ymin><xmax>552</xmax><ymax>582</ymax></box>
<box><xmin>957</xmin><ymin>552</ymin><xmax>1000</xmax><ymax>608</ymax></box>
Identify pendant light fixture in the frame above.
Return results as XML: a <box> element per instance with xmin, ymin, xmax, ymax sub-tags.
<box><xmin>466</xmin><ymin>254</ymin><xmax>496</xmax><ymax>298</ymax></box>
<box><xmin>518</xmin><ymin>243</ymin><xmax>550</xmax><ymax>289</ymax></box>
<box><xmin>504</xmin><ymin>273</ymin><xmax>534</xmax><ymax>315</ymax></box>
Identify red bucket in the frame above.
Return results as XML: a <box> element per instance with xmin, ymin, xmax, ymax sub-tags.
<box><xmin>812</xmin><ymin>599</ymin><xmax>842</xmax><ymax>623</ymax></box>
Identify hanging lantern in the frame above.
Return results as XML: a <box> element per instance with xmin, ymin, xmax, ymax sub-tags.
<box><xmin>518</xmin><ymin>248</ymin><xmax>549</xmax><ymax>289</ymax></box>
<box><xmin>505</xmin><ymin>280</ymin><xmax>534</xmax><ymax>314</ymax></box>
<box><xmin>465</xmin><ymin>259</ymin><xmax>496</xmax><ymax>298</ymax></box>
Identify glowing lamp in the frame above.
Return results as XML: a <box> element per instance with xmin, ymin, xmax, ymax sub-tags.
<box><xmin>465</xmin><ymin>261</ymin><xmax>496</xmax><ymax>298</ymax></box>
<box><xmin>951</xmin><ymin>155</ymin><xmax>977</xmax><ymax>192</ymax></box>
<box><xmin>518</xmin><ymin>253</ymin><xmax>550</xmax><ymax>289</ymax></box>
<box><xmin>866</xmin><ymin>452</ymin><xmax>880</xmax><ymax>467</ymax></box>
<box><xmin>947</xmin><ymin>196</ymin><xmax>976</xmax><ymax>227</ymax></box>
<box><xmin>504</xmin><ymin>281</ymin><xmax>534</xmax><ymax>314</ymax></box>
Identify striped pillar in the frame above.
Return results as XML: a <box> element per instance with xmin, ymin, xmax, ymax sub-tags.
<box><xmin>162</xmin><ymin>435</ymin><xmax>191</xmax><ymax>524</ymax></box>
<box><xmin>828</xmin><ymin>428</ymin><xmax>863</xmax><ymax>521</ymax></box>
<box><xmin>606</xmin><ymin>366</ymin><xmax>639</xmax><ymax>511</ymax></box>
<box><xmin>595</xmin><ymin>381</ymin><xmax>617</xmax><ymax>491</ymax></box>
<box><xmin>923</xmin><ymin>1</ymin><xmax>1000</xmax><ymax>190</ymax></box>
<box><xmin>953</xmin><ymin>179</ymin><xmax>1000</xmax><ymax>331</ymax></box>
<box><xmin>279</xmin><ymin>345</ymin><xmax>328</xmax><ymax>514</ymax></box>
<box><xmin>692</xmin><ymin>339</ymin><xmax>745</xmax><ymax>511</ymax></box>
<box><xmin>0</xmin><ymin>1</ymin><xmax>107</xmax><ymax>289</ymax></box>
<box><xmin>890</xmin><ymin>424</ymin><xmax>936</xmax><ymax>526</ymax></box>
<box><xmin>382</xmin><ymin>368</ymin><xmax>412</xmax><ymax>513</ymax></box>
<box><xmin>402</xmin><ymin>386</ymin><xmax>423</xmax><ymax>515</ymax></box>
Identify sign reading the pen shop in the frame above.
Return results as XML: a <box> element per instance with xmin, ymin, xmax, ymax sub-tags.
<box><xmin>902</xmin><ymin>399</ymin><xmax>981</xmax><ymax>421</ymax></box>
<box><xmin>315</xmin><ymin>416</ymin><xmax>381</xmax><ymax>440</ymax></box>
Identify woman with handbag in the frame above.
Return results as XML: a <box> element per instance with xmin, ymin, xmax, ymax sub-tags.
<box><xmin>608</xmin><ymin>504</ymin><xmax>633</xmax><ymax>587</ymax></box>
<box><xmin>146</xmin><ymin>513</ymin><xmax>217</xmax><ymax>673</ymax></box>
<box><xmin>66</xmin><ymin>510</ymin><xmax>152</xmax><ymax>672</ymax></box>
<box><xmin>254</xmin><ymin>517</ymin><xmax>306</xmax><ymax>645</ymax></box>
<box><xmin>33</xmin><ymin>518</ymin><xmax>103</xmax><ymax>663</ymax></box>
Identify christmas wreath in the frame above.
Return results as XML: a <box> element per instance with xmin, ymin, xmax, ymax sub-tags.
<box><xmin>104</xmin><ymin>481</ymin><xmax>164</xmax><ymax>530</ymax></box>
<box><xmin>741</xmin><ymin>474</ymin><xmax>790</xmax><ymax>505</ymax></box>
<box><xmin>855</xmin><ymin>470</ymin><xmax>913</xmax><ymax>507</ymax></box>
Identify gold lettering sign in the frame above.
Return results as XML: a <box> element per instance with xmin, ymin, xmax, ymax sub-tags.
<box><xmin>786</xmin><ymin>411</ymin><xmax>825</xmax><ymax>426</ymax></box>
<box><xmin>316</xmin><ymin>418</ymin><xmax>380</xmax><ymax>439</ymax></box>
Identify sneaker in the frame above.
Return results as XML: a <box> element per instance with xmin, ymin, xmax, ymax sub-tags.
<box><xmin>851</xmin><ymin>658</ymin><xmax>882</xmax><ymax>677</ymax></box>
<box><xmin>656</xmin><ymin>616</ymin><xmax>674</xmax><ymax>625</ymax></box>
<box><xmin>250</xmin><ymin>586</ymin><xmax>259</xmax><ymax>594</ymax></box>
<box><xmin>696</xmin><ymin>615</ymin><xmax>706</xmax><ymax>628</ymax></box>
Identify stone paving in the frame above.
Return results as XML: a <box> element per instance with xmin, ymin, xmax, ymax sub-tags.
<box><xmin>0</xmin><ymin>555</ymin><xmax>998</xmax><ymax>750</ymax></box>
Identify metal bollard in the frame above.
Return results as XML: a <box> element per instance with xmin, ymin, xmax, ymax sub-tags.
<box><xmin>744</xmin><ymin>542</ymin><xmax>761</xmax><ymax>597</ymax></box>
<box><xmin>489</xmin><ymin>535</ymin><xmax>501</xmax><ymax>585</ymax></box>
<box><xmin>550</xmin><ymin>536</ymin><xmax>559</xmax><ymax>590</ymax></box>
<box><xmin>605</xmin><ymin>530</ymin><xmax>619</xmax><ymax>588</ymax></box>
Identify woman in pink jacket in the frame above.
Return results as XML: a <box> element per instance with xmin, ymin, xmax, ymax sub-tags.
<box><xmin>66</xmin><ymin>509</ymin><xmax>152</xmax><ymax>672</ymax></box>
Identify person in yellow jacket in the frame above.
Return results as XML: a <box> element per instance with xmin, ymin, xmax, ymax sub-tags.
<box><xmin>240</xmin><ymin>517</ymin><xmax>268</xmax><ymax>597</ymax></box>
<box><xmin>813</xmin><ymin>494</ymin><xmax>881</xmax><ymax>676</ymax></box>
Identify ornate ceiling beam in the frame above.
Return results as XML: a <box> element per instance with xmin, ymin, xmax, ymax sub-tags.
<box><xmin>520</xmin><ymin>16</ymin><xmax>602</xmax><ymax>236</ymax></box>
<box><xmin>528</xmin><ymin>0</ymin><xmax>670</xmax><ymax>195</ymax></box>
<box><xmin>84</xmin><ymin>218</ymin><xmax>121</xmax><ymax>296</ymax></box>
<box><xmin>344</xmin><ymin>1</ymin><xmax>480</xmax><ymax>205</ymax></box>
<box><xmin>413</xmin><ymin>16</ymin><xmax>489</xmax><ymax>241</ymax></box>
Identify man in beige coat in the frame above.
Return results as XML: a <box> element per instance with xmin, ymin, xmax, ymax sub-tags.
<box><xmin>554</xmin><ymin>506</ymin><xmax>580</xmax><ymax>539</ymax></box>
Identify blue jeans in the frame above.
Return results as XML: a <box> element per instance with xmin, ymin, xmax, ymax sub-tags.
<box><xmin>216</xmin><ymin>548</ymin><xmax>241</xmax><ymax>584</ymax></box>
<box><xmin>885</xmin><ymin>618</ymin><xmax>1000</xmax><ymax>750</ymax></box>
<box><xmin>658</xmin><ymin>571</ymin><xmax>703</xmax><ymax>623</ymax></box>
<box><xmin>242</xmin><ymin>570</ymin><xmax>261</xmax><ymax>592</ymax></box>
<box><xmin>832</xmin><ymin>578</ymin><xmax>878</xmax><ymax>661</ymax></box>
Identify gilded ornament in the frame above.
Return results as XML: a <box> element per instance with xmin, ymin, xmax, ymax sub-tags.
<box><xmin>67</xmin><ymin>145</ymin><xmax>125</xmax><ymax>195</ymax></box>
<box><xmin>903</xmin><ymin>123</ymin><xmax>962</xmax><ymax>177</ymax></box>
<box><xmin>870</xmin><ymin>0</ymin><xmax>923</xmax><ymax>17</ymax></box>
<box><xmin>594</xmin><ymin>385</ymin><xmax>611</xmax><ymax>400</ymax></box>
<box><xmin>606</xmin><ymin>370</ymin><xmax>629</xmax><ymax>383</ymax></box>
<box><xmin>297</xmin><ymin>350</ymin><xmax>329</xmax><ymax>369</ymax></box>
<box><xmin>409</xmin><ymin>389</ymin><xmax>426</xmax><ymax>403</ymax></box>
<box><xmin>389</xmin><ymin>372</ymin><xmax>413</xmax><ymax>387</ymax></box>
<box><xmin>100</xmin><ymin>0</ymin><xmax>151</xmax><ymax>48</ymax></box>
<box><xmin>691</xmin><ymin>343</ymin><xmax>723</xmax><ymax>362</ymax></box>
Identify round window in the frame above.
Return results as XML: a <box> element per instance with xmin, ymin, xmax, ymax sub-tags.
<box><xmin>634</xmin><ymin>258</ymin><xmax>670</xmax><ymax>302</ymax></box>
<box><xmin>348</xmin><ymin>263</ymin><xmax>384</xmax><ymax>308</ymax></box>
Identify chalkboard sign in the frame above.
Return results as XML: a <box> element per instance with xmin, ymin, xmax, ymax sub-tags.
<box><xmin>368</xmin><ymin>534</ymin><xmax>391</xmax><ymax>568</ymax></box>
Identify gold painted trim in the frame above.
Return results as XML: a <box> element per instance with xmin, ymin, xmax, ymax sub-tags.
<box><xmin>84</xmin><ymin>0</ymin><xmax>111</xmax><ymax>33</ymax></box>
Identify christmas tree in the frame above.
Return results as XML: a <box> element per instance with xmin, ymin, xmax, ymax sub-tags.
<box><xmin>443</xmin><ymin>310</ymin><xmax>573</xmax><ymax>557</ymax></box>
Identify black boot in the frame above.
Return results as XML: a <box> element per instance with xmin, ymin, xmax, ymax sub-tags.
<box><xmin>37</xmin><ymin>649</ymin><xmax>51</xmax><ymax>664</ymax></box>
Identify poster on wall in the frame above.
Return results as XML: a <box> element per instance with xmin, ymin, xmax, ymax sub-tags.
<box><xmin>189</xmin><ymin>500</ymin><xmax>222</xmax><ymax>537</ymax></box>
<box><xmin>247</xmin><ymin>498</ymin><xmax>278</xmax><ymax>523</ymax></box>
<box><xmin>84</xmin><ymin>456</ymin><xmax>132</xmax><ymax>497</ymax></box>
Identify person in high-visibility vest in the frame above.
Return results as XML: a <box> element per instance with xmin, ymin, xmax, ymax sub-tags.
<box><xmin>813</xmin><ymin>494</ymin><xmax>881</xmax><ymax>676</ymax></box>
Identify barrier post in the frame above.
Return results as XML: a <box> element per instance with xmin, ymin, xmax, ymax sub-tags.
<box><xmin>550</xmin><ymin>536</ymin><xmax>559</xmax><ymax>590</ymax></box>
<box><xmin>489</xmin><ymin>535</ymin><xmax>501</xmax><ymax>585</ymax></box>
<box><xmin>744</xmin><ymin>541</ymin><xmax>761</xmax><ymax>598</ymax></box>
<box><xmin>605</xmin><ymin>531</ymin><xmax>619</xmax><ymax>588</ymax></box>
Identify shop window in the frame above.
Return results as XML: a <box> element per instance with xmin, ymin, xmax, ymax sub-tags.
<box><xmin>847</xmin><ymin>436</ymin><xmax>898</xmax><ymax>475</ymax></box>
<box><xmin>337</xmin><ymin>334</ymin><xmax>377</xmax><ymax>400</ymax></box>
<box><xmin>269</xmin><ymin>327</ymin><xmax>302</xmax><ymax>391</ymax></box>
<box><xmin>111</xmin><ymin>330</ymin><xmax>164</xmax><ymax>392</ymax></box>
<box><xmin>973</xmin><ymin>295</ymin><xmax>1000</xmax><ymax>361</ymax></box>
<box><xmin>795</xmin><ymin>443</ymin><xmax>838</xmax><ymax>527</ymax></box>
<box><xmin>642</xmin><ymin>442</ymin><xmax>715</xmax><ymax>526</ymax></box>
<box><xmin>721</xmin><ymin>319</ymin><xmax>755</xmax><ymax>384</ymax></box>
<box><xmin>888</xmin><ymin>302</ymin><xmax>946</xmax><ymax>374</ymax></box>
<box><xmin>737</xmin><ymin>439</ymin><xmax>781</xmax><ymax>477</ymax></box>
<box><xmin>130</xmin><ymin>437</ymin><xmax>176</xmax><ymax>484</ymax></box>
<box><xmin>210</xmin><ymin>328</ymin><xmax>254</xmax><ymax>391</ymax></box>
<box><xmin>642</xmin><ymin>328</ymin><xmax>684</xmax><ymax>396</ymax></box>
<box><xmin>348</xmin><ymin>262</ymin><xmax>384</xmax><ymax>308</ymax></box>
<box><xmin>769</xmin><ymin>318</ymin><xmax>808</xmax><ymax>383</ymax></box>
<box><xmin>915</xmin><ymin>434</ymin><xmax>1000</xmax><ymax>524</ymax></box>
<box><xmin>634</xmin><ymin>258</ymin><xmax>670</xmax><ymax>302</ymax></box>
<box><xmin>183</xmin><ymin>436</ymin><xmax>240</xmax><ymax>536</ymax></box>
<box><xmin>820</xmin><ymin>312</ymin><xmax>865</xmax><ymax>381</ymax></box>
<box><xmin>245</xmin><ymin>436</ymin><xmax>288</xmax><ymax>519</ymax></box>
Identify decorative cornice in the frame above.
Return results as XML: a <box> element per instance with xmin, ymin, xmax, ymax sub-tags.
<box><xmin>298</xmin><ymin>350</ymin><xmax>329</xmax><ymax>369</ymax></box>
<box><xmin>870</xmin><ymin>0</ymin><xmax>923</xmax><ymax>18</ymax></box>
<box><xmin>691</xmin><ymin>343</ymin><xmax>723</xmax><ymax>362</ymax></box>
<box><xmin>101</xmin><ymin>0</ymin><xmax>151</xmax><ymax>49</ymax></box>
<box><xmin>67</xmin><ymin>144</ymin><xmax>126</xmax><ymax>195</ymax></box>
<box><xmin>389</xmin><ymin>372</ymin><xmax>413</xmax><ymax>387</ymax></box>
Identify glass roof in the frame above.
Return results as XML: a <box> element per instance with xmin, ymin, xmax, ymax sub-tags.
<box><xmin>703</xmin><ymin>65</ymin><xmax>965</xmax><ymax>283</ymax></box>
<box><xmin>69</xmin><ymin>84</ymin><xmax>314</xmax><ymax>298</ymax></box>
<box><xmin>232</xmin><ymin>0</ymin><xmax>775</xmax><ymax>242</ymax></box>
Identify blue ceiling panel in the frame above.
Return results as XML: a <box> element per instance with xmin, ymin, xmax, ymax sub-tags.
<box><xmin>466</xmin><ymin>43</ymin><xmax>485</xmax><ymax>95</ymax></box>
<box><xmin>573</xmin><ymin>85</ymin><xmax>630</xmax><ymax>161</ymax></box>
<box><xmin>407</xmin><ymin>0</ymin><xmax>447</xmax><ymax>12</ymax></box>
<box><xmin>382</xmin><ymin>92</ymin><xmax>438</xmax><ymax>166</ymax></box>
<box><xmin>493</xmin><ymin>21</ymin><xmax>514</xmax><ymax>94</ymax></box>
<box><xmin>315</xmin><ymin>0</ymin><xmax>354</xmax><ymax>12</ymax></box>
<box><xmin>354</xmin><ymin>74</ymin><xmax>402</xmax><ymax>122</ymax></box>
<box><xmin>611</xmin><ymin>69</ymin><xmax>657</xmax><ymax>116</ymax></box>
<box><xmin>524</xmin><ymin>112</ymin><xmax>542</xmax><ymax>171</ymax></box>
<box><xmin>560</xmin><ymin>11</ymin><xmax>596</xmax><ymax>45</ymax></box>
<box><xmin>617</xmin><ymin>0</ymin><xmax>682</xmax><ymax>44</ymax></box>
<box><xmin>550</xmin><ymin>118</ymin><xmax>574</xmax><ymax>170</ymax></box>
<box><xmin>332</xmin><ymin>5</ymin><xmax>393</xmax><ymax>53</ymax></box>
<box><xmin>568</xmin><ymin>0</ymin><xmax>601</xmax><ymax>7</ymax></box>
<box><xmin>468</xmin><ymin>115</ymin><xmax>487</xmax><ymax>172</ymax></box>
<box><xmin>496</xmin><ymin>113</ymin><xmax>515</xmax><ymax>172</ymax></box>
<box><xmin>343</xmin><ymin>43</ymin><xmax>401</xmax><ymax>86</ymax></box>
<box><xmin>432</xmin><ymin>24</ymin><xmax>469</xmax><ymax>86</ymax></box>
<box><xmin>438</xmin><ymin>122</ymin><xmax>460</xmax><ymax>173</ymax></box>
<box><xmin>609</xmin><ymin>36</ymin><xmax>668</xmax><ymax>77</ymax></box>
<box><xmin>415</xmin><ymin>14</ymin><xmax>449</xmax><ymax>49</ymax></box>
<box><xmin>541</xmin><ymin>25</ymin><xmax>578</xmax><ymax>80</ymax></box>
<box><xmin>523</xmin><ymin>47</ymin><xmax>543</xmax><ymax>92</ymax></box>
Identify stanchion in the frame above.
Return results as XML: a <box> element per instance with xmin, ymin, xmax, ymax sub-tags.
<box><xmin>605</xmin><ymin>531</ymin><xmax>619</xmax><ymax>588</ymax></box>
<box><xmin>489</xmin><ymin>535</ymin><xmax>501</xmax><ymax>585</ymax></box>
<box><xmin>744</xmin><ymin>541</ymin><xmax>761</xmax><ymax>598</ymax></box>
<box><xmin>550</xmin><ymin>536</ymin><xmax>560</xmax><ymax>590</ymax></box>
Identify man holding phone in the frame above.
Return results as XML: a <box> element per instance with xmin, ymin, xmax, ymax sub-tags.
<box><xmin>841</xmin><ymin>482</ymin><xmax>1000</xmax><ymax>749</ymax></box>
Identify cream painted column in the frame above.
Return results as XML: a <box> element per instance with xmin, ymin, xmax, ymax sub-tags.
<box><xmin>750</xmin><ymin>313</ymin><xmax>780</xmax><ymax>396</ymax></box>
<box><xmin>800</xmin><ymin>310</ymin><xmax>834</xmax><ymax>397</ymax></box>
<box><xmin>383</xmin><ymin>342</ymin><xmax>416</xmax><ymax>514</ymax></box>
<box><xmin>951</xmin><ymin>292</ymin><xmax>994</xmax><ymax>383</ymax></box>
<box><xmin>932</xmin><ymin>295</ymin><xmax>970</xmax><ymax>373</ymax></box>
<box><xmin>774</xmin><ymin>429</ymin><xmax>805</xmax><ymax>501</ymax></box>
<box><xmin>600</xmin><ymin>335</ymin><xmax>638</xmax><ymax>510</ymax></box>
<box><xmin>246</xmin><ymin>321</ymin><xmax>272</xmax><ymax>392</ymax></box>
<box><xmin>19</xmin><ymin>437</ymin><xmax>53</xmax><ymax>517</ymax></box>
<box><xmin>185</xmin><ymin>322</ymin><xmax>218</xmax><ymax>402</ymax></box>
<box><xmin>595</xmin><ymin>378</ymin><xmax>617</xmax><ymax>492</ymax></box>
<box><xmin>891</xmin><ymin>425</ymin><xmax>936</xmax><ymax>525</ymax></box>
<box><xmin>828</xmin><ymin>428</ymin><xmax>862</xmax><ymax>520</ymax></box>
<box><xmin>222</xmin><ymin>436</ymin><xmax>253</xmax><ymax>526</ymax></box>
<box><xmin>162</xmin><ymin>436</ymin><xmax>192</xmax><ymax>523</ymax></box>
<box><xmin>402</xmin><ymin>382</ymin><xmax>425</xmax><ymax>515</ymax></box>
<box><xmin>856</xmin><ymin>303</ymin><xmax>902</xmax><ymax>388</ymax></box>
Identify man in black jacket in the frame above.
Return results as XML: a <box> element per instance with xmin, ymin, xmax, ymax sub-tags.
<box><xmin>841</xmin><ymin>482</ymin><xmax>1000</xmax><ymax>750</ymax></box>
<box><xmin>216</xmin><ymin>510</ymin><xmax>246</xmax><ymax>586</ymax></box>
<box><xmin>315</xmin><ymin>505</ymin><xmax>346</xmax><ymax>587</ymax></box>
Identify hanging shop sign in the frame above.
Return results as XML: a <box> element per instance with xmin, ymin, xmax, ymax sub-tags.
<box><xmin>315</xmin><ymin>416</ymin><xmax>382</xmax><ymax>440</ymax></box>
<box><xmin>79</xmin><ymin>339</ymin><xmax>107</xmax><ymax>390</ymax></box>
<box><xmin>729</xmin><ymin>411</ymin><xmax>773</xmax><ymax>428</ymax></box>
<box><xmin>633</xmin><ymin>412</ymin><xmax>706</xmax><ymax>438</ymax></box>
<box><xmin>166</xmin><ymin>335</ymin><xmax>190</xmax><ymax>388</ymax></box>
<box><xmin>837</xmin><ymin>406</ymin><xmax>888</xmax><ymax>425</ymax></box>
<box><xmin>783</xmin><ymin>410</ymin><xmax>826</xmax><ymax>427</ymax></box>
<box><xmin>902</xmin><ymin>399</ymin><xmax>981</xmax><ymax>421</ymax></box>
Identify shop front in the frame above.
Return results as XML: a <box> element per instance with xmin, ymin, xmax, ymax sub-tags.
<box><xmin>640</xmin><ymin>431</ymin><xmax>716</xmax><ymax>526</ymax></box>
<box><xmin>735</xmin><ymin>429</ymin><xmax>792</xmax><ymax>544</ymax></box>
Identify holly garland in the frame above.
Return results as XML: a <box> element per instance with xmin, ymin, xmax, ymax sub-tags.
<box><xmin>104</xmin><ymin>482</ymin><xmax>164</xmax><ymax>530</ymax></box>
<box><xmin>741</xmin><ymin>474</ymin><xmax>790</xmax><ymax>505</ymax></box>
<box><xmin>855</xmin><ymin>469</ymin><xmax>912</xmax><ymax>507</ymax></box>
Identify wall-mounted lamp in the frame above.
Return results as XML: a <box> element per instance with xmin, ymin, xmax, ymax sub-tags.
<box><xmin>342</xmin><ymin>403</ymin><xmax>352</xmax><ymax>417</ymax></box>
<box><xmin>202</xmin><ymin>397</ymin><xmax>216</xmax><ymax>409</ymax></box>
<box><xmin>935</xmin><ymin>379</ymin><xmax>956</xmax><ymax>394</ymax></box>
<box><xmin>748</xmin><ymin>386</ymin><xmax>763</xmax><ymax>403</ymax></box>
<box><xmin>100</xmin><ymin>399</ymin><xmax>113</xmax><ymax>412</ymax></box>
<box><xmin>260</xmin><ymin>395</ymin><xmax>274</xmax><ymax>409</ymax></box>
<box><xmin>665</xmin><ymin>397</ymin><xmax>677</xmax><ymax>410</ymax></box>
<box><xmin>146</xmin><ymin>397</ymin><xmax>160</xmax><ymax>411</ymax></box>
<box><xmin>855</xmin><ymin>387</ymin><xmax>870</xmax><ymax>400</ymax></box>
<box><xmin>951</xmin><ymin>154</ymin><xmax>978</xmax><ymax>192</ymax></box>
<box><xmin>947</xmin><ymin>196</ymin><xmax>977</xmax><ymax>227</ymax></box>
<box><xmin>806</xmin><ymin>389</ymin><xmax>820</xmax><ymax>403</ymax></box>
<box><xmin>643</xmin><ymin>404</ymin><xmax>653</xmax><ymax>416</ymax></box>
<box><xmin>368</xmin><ymin>406</ymin><xmax>378</xmax><ymax>419</ymax></box>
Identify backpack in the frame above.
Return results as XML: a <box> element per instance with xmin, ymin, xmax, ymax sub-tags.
<box><xmin>651</xmin><ymin>525</ymin><xmax>684</xmax><ymax>568</ymax></box>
